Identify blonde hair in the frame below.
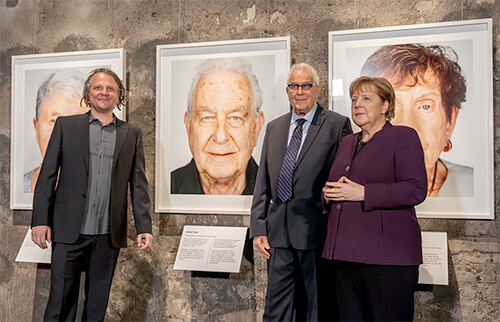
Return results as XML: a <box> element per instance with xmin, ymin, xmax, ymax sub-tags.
<box><xmin>349</xmin><ymin>76</ymin><xmax>395</xmax><ymax>121</ymax></box>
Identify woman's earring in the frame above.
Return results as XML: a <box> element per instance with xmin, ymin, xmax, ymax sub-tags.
<box><xmin>443</xmin><ymin>140</ymin><xmax>452</xmax><ymax>152</ymax></box>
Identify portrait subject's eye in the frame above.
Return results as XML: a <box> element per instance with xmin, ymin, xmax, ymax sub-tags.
<box><xmin>414</xmin><ymin>100</ymin><xmax>437</xmax><ymax>120</ymax></box>
<box><xmin>228</xmin><ymin>115</ymin><xmax>245</xmax><ymax>127</ymax></box>
<box><xmin>417</xmin><ymin>102</ymin><xmax>435</xmax><ymax>113</ymax></box>
<box><xmin>93</xmin><ymin>85</ymin><xmax>102</xmax><ymax>91</ymax></box>
<box><xmin>198</xmin><ymin>113</ymin><xmax>217</xmax><ymax>127</ymax></box>
<box><xmin>49</xmin><ymin>117</ymin><xmax>57</xmax><ymax>125</ymax></box>
<box><xmin>106</xmin><ymin>86</ymin><xmax>116</xmax><ymax>92</ymax></box>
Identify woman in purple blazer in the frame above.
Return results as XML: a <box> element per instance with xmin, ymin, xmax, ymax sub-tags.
<box><xmin>322</xmin><ymin>76</ymin><xmax>427</xmax><ymax>321</ymax></box>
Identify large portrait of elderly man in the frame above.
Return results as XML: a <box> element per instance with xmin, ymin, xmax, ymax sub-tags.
<box><xmin>171</xmin><ymin>58</ymin><xmax>265</xmax><ymax>195</ymax></box>
<box><xmin>156</xmin><ymin>38</ymin><xmax>291</xmax><ymax>213</ymax></box>
<box><xmin>329</xmin><ymin>20</ymin><xmax>493</xmax><ymax>219</ymax></box>
<box><xmin>10</xmin><ymin>49</ymin><xmax>125</xmax><ymax>209</ymax></box>
<box><xmin>24</xmin><ymin>69</ymin><xmax>90</xmax><ymax>193</ymax></box>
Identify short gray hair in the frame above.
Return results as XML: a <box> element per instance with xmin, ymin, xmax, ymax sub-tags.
<box><xmin>187</xmin><ymin>58</ymin><xmax>263</xmax><ymax>118</ymax></box>
<box><xmin>35</xmin><ymin>69</ymin><xmax>86</xmax><ymax>122</ymax></box>
<box><xmin>287</xmin><ymin>63</ymin><xmax>320</xmax><ymax>84</ymax></box>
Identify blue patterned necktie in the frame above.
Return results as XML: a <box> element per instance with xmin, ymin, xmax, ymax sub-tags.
<box><xmin>276</xmin><ymin>118</ymin><xmax>306</xmax><ymax>202</ymax></box>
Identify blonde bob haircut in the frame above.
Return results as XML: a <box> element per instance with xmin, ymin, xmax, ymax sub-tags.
<box><xmin>349</xmin><ymin>76</ymin><xmax>396</xmax><ymax>121</ymax></box>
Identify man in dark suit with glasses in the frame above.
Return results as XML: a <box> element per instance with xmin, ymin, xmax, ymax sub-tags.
<box><xmin>251</xmin><ymin>63</ymin><xmax>351</xmax><ymax>321</ymax></box>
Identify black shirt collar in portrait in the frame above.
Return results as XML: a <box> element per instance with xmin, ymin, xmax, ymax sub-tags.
<box><xmin>170</xmin><ymin>158</ymin><xmax>258</xmax><ymax>195</ymax></box>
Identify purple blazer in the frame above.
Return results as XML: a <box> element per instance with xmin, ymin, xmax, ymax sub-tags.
<box><xmin>322</xmin><ymin>122</ymin><xmax>427</xmax><ymax>266</ymax></box>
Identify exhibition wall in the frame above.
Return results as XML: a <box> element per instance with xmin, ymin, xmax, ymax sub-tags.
<box><xmin>1</xmin><ymin>0</ymin><xmax>499</xmax><ymax>320</ymax></box>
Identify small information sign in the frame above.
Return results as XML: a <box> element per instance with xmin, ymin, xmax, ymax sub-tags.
<box><xmin>174</xmin><ymin>225</ymin><xmax>248</xmax><ymax>273</ymax></box>
<box><xmin>418</xmin><ymin>232</ymin><xmax>448</xmax><ymax>285</ymax></box>
<box><xmin>15</xmin><ymin>228</ymin><xmax>51</xmax><ymax>264</ymax></box>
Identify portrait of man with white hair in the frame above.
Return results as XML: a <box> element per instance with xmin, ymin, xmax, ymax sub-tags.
<box><xmin>24</xmin><ymin>69</ymin><xmax>89</xmax><ymax>193</ymax></box>
<box><xmin>171</xmin><ymin>58</ymin><xmax>265</xmax><ymax>195</ymax></box>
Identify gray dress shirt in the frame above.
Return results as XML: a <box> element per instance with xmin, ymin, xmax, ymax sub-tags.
<box><xmin>81</xmin><ymin>114</ymin><xmax>117</xmax><ymax>235</ymax></box>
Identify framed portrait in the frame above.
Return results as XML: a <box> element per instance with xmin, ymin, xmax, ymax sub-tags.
<box><xmin>156</xmin><ymin>37</ymin><xmax>291</xmax><ymax>214</ymax></box>
<box><xmin>329</xmin><ymin>19</ymin><xmax>493</xmax><ymax>219</ymax></box>
<box><xmin>10</xmin><ymin>48</ymin><xmax>126</xmax><ymax>210</ymax></box>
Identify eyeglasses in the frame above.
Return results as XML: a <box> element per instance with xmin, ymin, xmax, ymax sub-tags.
<box><xmin>287</xmin><ymin>83</ymin><xmax>316</xmax><ymax>91</ymax></box>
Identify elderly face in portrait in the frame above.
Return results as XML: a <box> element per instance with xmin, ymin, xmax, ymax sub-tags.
<box><xmin>25</xmin><ymin>70</ymin><xmax>89</xmax><ymax>193</ymax></box>
<box><xmin>360</xmin><ymin>44</ymin><xmax>471</xmax><ymax>197</ymax></box>
<box><xmin>171</xmin><ymin>58</ymin><xmax>265</xmax><ymax>195</ymax></box>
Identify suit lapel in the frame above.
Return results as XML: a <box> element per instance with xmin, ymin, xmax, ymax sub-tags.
<box><xmin>350</xmin><ymin>132</ymin><xmax>360</xmax><ymax>161</ymax></box>
<box><xmin>277</xmin><ymin>112</ymin><xmax>292</xmax><ymax>163</ymax></box>
<box><xmin>294</xmin><ymin>106</ymin><xmax>325</xmax><ymax>169</ymax></box>
<box><xmin>270</xmin><ymin>112</ymin><xmax>292</xmax><ymax>186</ymax></box>
<box><xmin>79</xmin><ymin>112</ymin><xmax>91</xmax><ymax>173</ymax></box>
<box><xmin>113</xmin><ymin>119</ymin><xmax>129</xmax><ymax>167</ymax></box>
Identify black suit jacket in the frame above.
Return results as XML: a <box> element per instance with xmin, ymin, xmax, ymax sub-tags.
<box><xmin>250</xmin><ymin>105</ymin><xmax>351</xmax><ymax>250</ymax></box>
<box><xmin>32</xmin><ymin>111</ymin><xmax>152</xmax><ymax>248</ymax></box>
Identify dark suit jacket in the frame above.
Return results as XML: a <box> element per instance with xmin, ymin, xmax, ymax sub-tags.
<box><xmin>171</xmin><ymin>157</ymin><xmax>258</xmax><ymax>195</ymax></box>
<box><xmin>32</xmin><ymin>111</ymin><xmax>152</xmax><ymax>248</ymax></box>
<box><xmin>250</xmin><ymin>105</ymin><xmax>352</xmax><ymax>250</ymax></box>
<box><xmin>322</xmin><ymin>122</ymin><xmax>427</xmax><ymax>265</ymax></box>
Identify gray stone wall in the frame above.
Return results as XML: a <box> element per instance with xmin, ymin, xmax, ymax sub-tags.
<box><xmin>1</xmin><ymin>0</ymin><xmax>499</xmax><ymax>321</ymax></box>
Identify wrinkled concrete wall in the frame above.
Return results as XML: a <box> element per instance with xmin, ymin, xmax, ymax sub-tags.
<box><xmin>1</xmin><ymin>0</ymin><xmax>499</xmax><ymax>321</ymax></box>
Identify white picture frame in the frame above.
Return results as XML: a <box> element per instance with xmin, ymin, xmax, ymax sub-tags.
<box><xmin>329</xmin><ymin>19</ymin><xmax>493</xmax><ymax>219</ymax></box>
<box><xmin>10</xmin><ymin>48</ymin><xmax>126</xmax><ymax>210</ymax></box>
<box><xmin>156</xmin><ymin>37</ymin><xmax>291</xmax><ymax>214</ymax></box>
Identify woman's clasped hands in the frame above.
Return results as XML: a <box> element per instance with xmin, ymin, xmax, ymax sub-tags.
<box><xmin>323</xmin><ymin>176</ymin><xmax>365</xmax><ymax>202</ymax></box>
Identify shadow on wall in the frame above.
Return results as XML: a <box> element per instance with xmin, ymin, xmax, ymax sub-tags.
<box><xmin>414</xmin><ymin>242</ymin><xmax>462</xmax><ymax>321</ymax></box>
<box><xmin>33</xmin><ymin>255</ymin><xmax>161</xmax><ymax>321</ymax></box>
<box><xmin>108</xmin><ymin>249</ymin><xmax>162</xmax><ymax>321</ymax></box>
<box><xmin>190</xmin><ymin>263</ymin><xmax>256</xmax><ymax>321</ymax></box>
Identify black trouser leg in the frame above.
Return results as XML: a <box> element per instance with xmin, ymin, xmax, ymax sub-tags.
<box><xmin>335</xmin><ymin>261</ymin><xmax>419</xmax><ymax>321</ymax></box>
<box><xmin>81</xmin><ymin>234</ymin><xmax>120</xmax><ymax>322</ymax></box>
<box><xmin>44</xmin><ymin>237</ymin><xmax>89</xmax><ymax>321</ymax></box>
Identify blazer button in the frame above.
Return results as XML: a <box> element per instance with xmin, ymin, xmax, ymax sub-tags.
<box><xmin>336</xmin><ymin>204</ymin><xmax>341</xmax><ymax>210</ymax></box>
<box><xmin>82</xmin><ymin>194</ymin><xmax>87</xmax><ymax>198</ymax></box>
<box><xmin>345</xmin><ymin>166</ymin><xmax>350</xmax><ymax>171</ymax></box>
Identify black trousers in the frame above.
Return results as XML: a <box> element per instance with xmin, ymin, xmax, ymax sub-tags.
<box><xmin>44</xmin><ymin>234</ymin><xmax>120</xmax><ymax>322</ymax></box>
<box><xmin>264</xmin><ymin>247</ymin><xmax>321</xmax><ymax>322</ymax></box>
<box><xmin>334</xmin><ymin>260</ymin><xmax>419</xmax><ymax>321</ymax></box>
<box><xmin>294</xmin><ymin>257</ymin><xmax>339</xmax><ymax>322</ymax></box>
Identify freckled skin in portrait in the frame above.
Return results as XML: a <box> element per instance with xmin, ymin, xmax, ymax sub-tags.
<box><xmin>184</xmin><ymin>69</ymin><xmax>264</xmax><ymax>194</ymax></box>
<box><xmin>390</xmin><ymin>70</ymin><xmax>459</xmax><ymax>196</ymax></box>
<box><xmin>30</xmin><ymin>92</ymin><xmax>89</xmax><ymax>192</ymax></box>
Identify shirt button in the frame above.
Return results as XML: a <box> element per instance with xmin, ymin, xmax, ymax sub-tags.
<box><xmin>345</xmin><ymin>166</ymin><xmax>350</xmax><ymax>171</ymax></box>
<box><xmin>336</xmin><ymin>204</ymin><xmax>341</xmax><ymax>210</ymax></box>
